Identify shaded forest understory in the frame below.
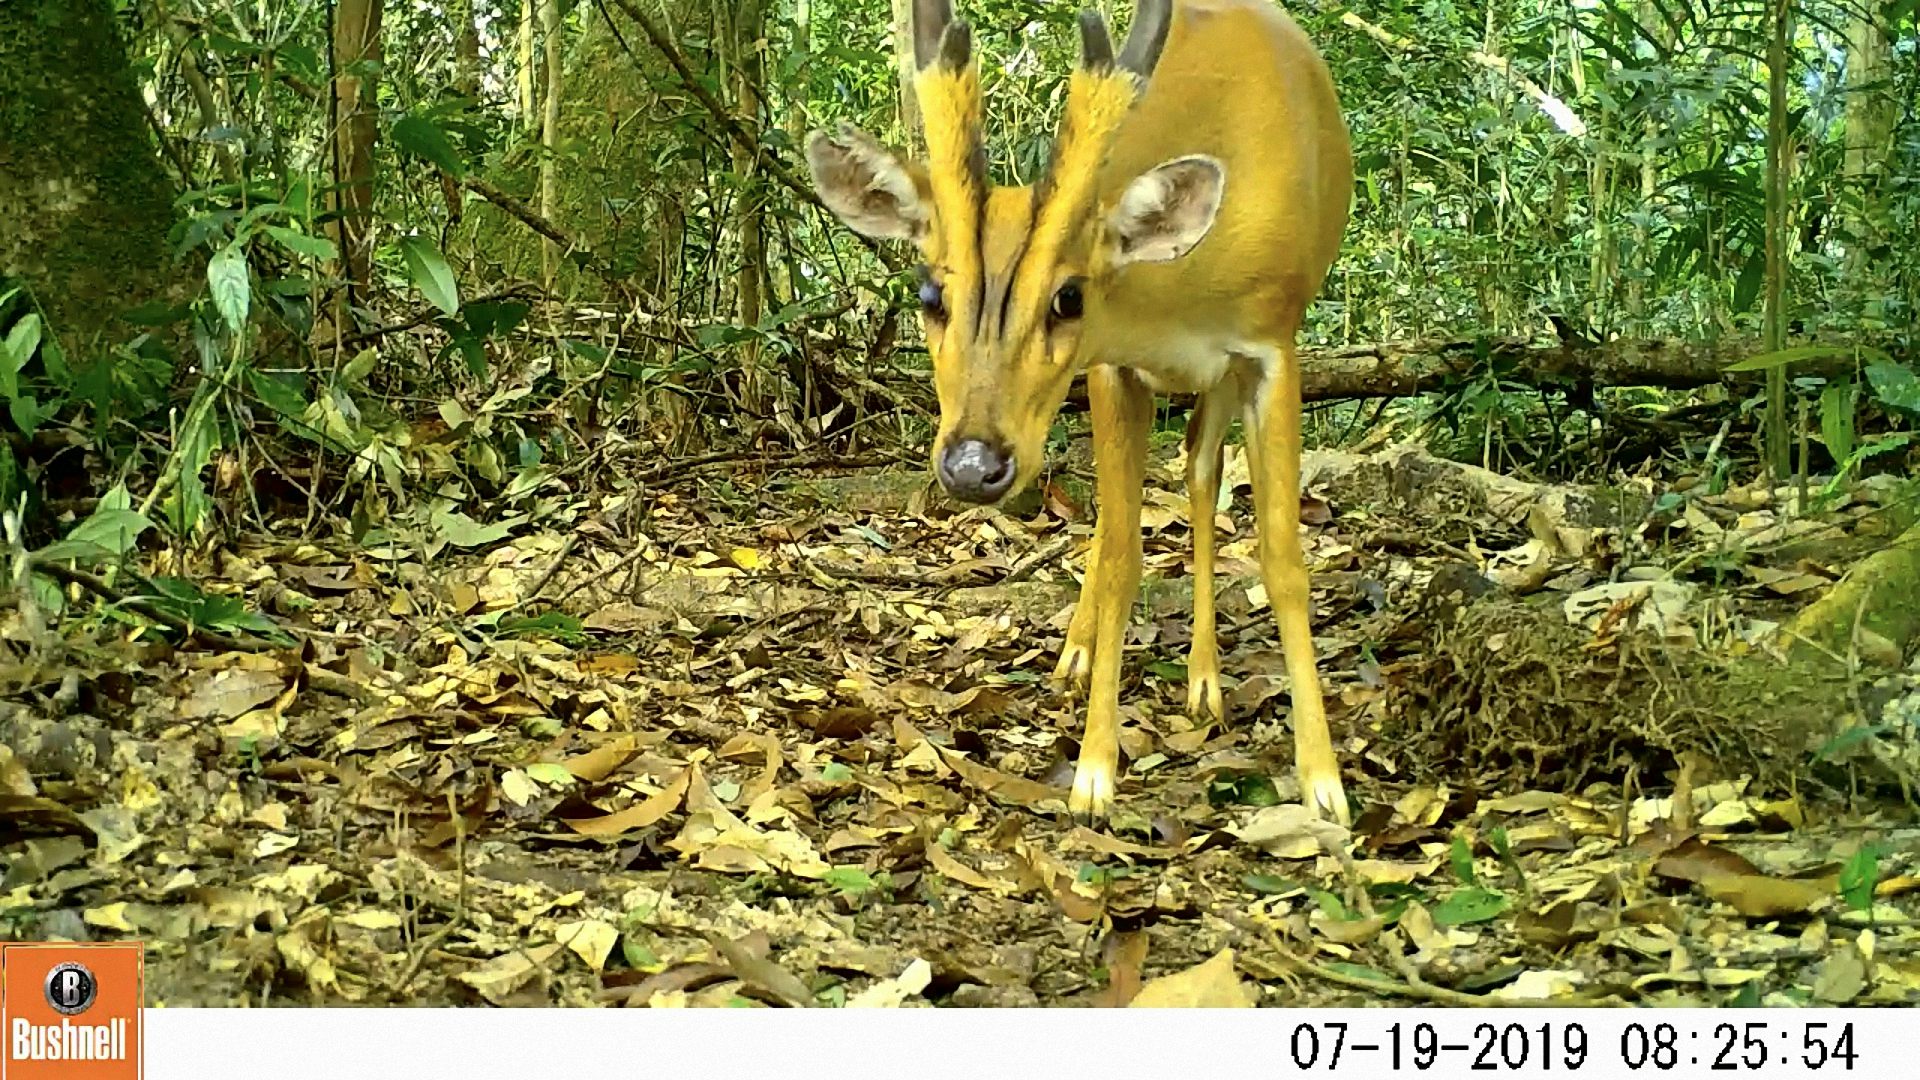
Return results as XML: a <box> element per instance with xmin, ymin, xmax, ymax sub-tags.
<box><xmin>8</xmin><ymin>433</ymin><xmax>1918</xmax><ymax>1006</ymax></box>
<box><xmin>3</xmin><ymin>0</ymin><xmax>1919</xmax><ymax>1007</ymax></box>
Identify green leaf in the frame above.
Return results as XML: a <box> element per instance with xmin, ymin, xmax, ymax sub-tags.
<box><xmin>207</xmin><ymin>243</ymin><xmax>252</xmax><ymax>333</ymax></box>
<box><xmin>1431</xmin><ymin>886</ymin><xmax>1510</xmax><ymax>926</ymax></box>
<box><xmin>340</xmin><ymin>348</ymin><xmax>379</xmax><ymax>386</ymax></box>
<box><xmin>1731</xmin><ymin>256</ymin><xmax>1763</xmax><ymax>315</ymax></box>
<box><xmin>430</xmin><ymin>507</ymin><xmax>514</xmax><ymax>548</ymax></box>
<box><xmin>1864</xmin><ymin>360</ymin><xmax>1920</xmax><ymax>416</ymax></box>
<box><xmin>1242</xmin><ymin>874</ymin><xmax>1301</xmax><ymax>896</ymax></box>
<box><xmin>262</xmin><ymin>225</ymin><xmax>338</xmax><ymax>261</ymax></box>
<box><xmin>1306</xmin><ymin>887</ymin><xmax>1352</xmax><ymax>921</ymax></box>
<box><xmin>1819</xmin><ymin>380</ymin><xmax>1855</xmax><ymax>463</ymax></box>
<box><xmin>392</xmin><ymin>114</ymin><xmax>468</xmax><ymax>178</ymax></box>
<box><xmin>8</xmin><ymin>393</ymin><xmax>49</xmax><ymax>436</ymax></box>
<box><xmin>1</xmin><ymin>312</ymin><xmax>42</xmax><ymax>399</ymax></box>
<box><xmin>1839</xmin><ymin>846</ymin><xmax>1880</xmax><ymax>912</ymax></box>
<box><xmin>496</xmin><ymin>612</ymin><xmax>584</xmax><ymax>642</ymax></box>
<box><xmin>1450</xmin><ymin>833</ymin><xmax>1476</xmax><ymax>885</ymax></box>
<box><xmin>1814</xmin><ymin>722</ymin><xmax>1893</xmax><ymax>761</ymax></box>
<box><xmin>824</xmin><ymin>866</ymin><xmax>878</xmax><ymax>897</ymax></box>
<box><xmin>245</xmin><ymin>365</ymin><xmax>311</xmax><ymax>420</ymax></box>
<box><xmin>1724</xmin><ymin>344</ymin><xmax>1890</xmax><ymax>372</ymax></box>
<box><xmin>35</xmin><ymin>486</ymin><xmax>153</xmax><ymax>563</ymax></box>
<box><xmin>1324</xmin><ymin>962</ymin><xmax>1395</xmax><ymax>984</ymax></box>
<box><xmin>167</xmin><ymin>404</ymin><xmax>221</xmax><ymax>535</ymax></box>
<box><xmin>399</xmin><ymin>236</ymin><xmax>460</xmax><ymax>316</ymax></box>
<box><xmin>28</xmin><ymin>571</ymin><xmax>66</xmax><ymax>619</ymax></box>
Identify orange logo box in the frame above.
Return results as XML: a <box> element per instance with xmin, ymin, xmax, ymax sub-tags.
<box><xmin>1</xmin><ymin>942</ymin><xmax>144</xmax><ymax>1080</ymax></box>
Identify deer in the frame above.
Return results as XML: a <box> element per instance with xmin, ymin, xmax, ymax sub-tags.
<box><xmin>804</xmin><ymin>0</ymin><xmax>1353</xmax><ymax>824</ymax></box>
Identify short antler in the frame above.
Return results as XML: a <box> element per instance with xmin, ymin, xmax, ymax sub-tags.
<box><xmin>914</xmin><ymin>0</ymin><xmax>971</xmax><ymax>70</ymax></box>
<box><xmin>1116</xmin><ymin>0</ymin><xmax>1171</xmax><ymax>77</ymax></box>
<box><xmin>1076</xmin><ymin>10</ymin><xmax>1114</xmax><ymax>71</ymax></box>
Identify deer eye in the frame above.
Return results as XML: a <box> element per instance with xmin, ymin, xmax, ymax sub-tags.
<box><xmin>918</xmin><ymin>277</ymin><xmax>946</xmax><ymax>319</ymax></box>
<box><xmin>1050</xmin><ymin>281</ymin><xmax>1085</xmax><ymax>322</ymax></box>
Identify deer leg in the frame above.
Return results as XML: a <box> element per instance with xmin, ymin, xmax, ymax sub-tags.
<box><xmin>1067</xmin><ymin>365</ymin><xmax>1152</xmax><ymax>819</ymax></box>
<box><xmin>1247</xmin><ymin>340</ymin><xmax>1348</xmax><ymax>824</ymax></box>
<box><xmin>1183</xmin><ymin>386</ymin><xmax>1234</xmax><ymax>721</ymax></box>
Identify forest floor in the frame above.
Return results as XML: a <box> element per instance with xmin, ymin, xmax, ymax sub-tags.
<box><xmin>4</xmin><ymin>437</ymin><xmax>1918</xmax><ymax>1008</ymax></box>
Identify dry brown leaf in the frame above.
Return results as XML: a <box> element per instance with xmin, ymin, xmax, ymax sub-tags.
<box><xmin>709</xmin><ymin>933</ymin><xmax>814</xmax><ymax>1008</ymax></box>
<box><xmin>1493</xmin><ymin>969</ymin><xmax>1587</xmax><ymax>1001</ymax></box>
<box><xmin>1313</xmin><ymin>912</ymin><xmax>1388</xmax><ymax>945</ymax></box>
<box><xmin>805</xmin><ymin>706</ymin><xmax>883</xmax><ymax>740</ymax></box>
<box><xmin>1873</xmin><ymin>875</ymin><xmax>1920</xmax><ymax>899</ymax></box>
<box><xmin>556</xmin><ymin>919</ymin><xmax>620</xmax><ymax>973</ymax></box>
<box><xmin>1129</xmin><ymin>949</ymin><xmax>1255</xmax><ymax>1008</ymax></box>
<box><xmin>1094</xmin><ymin>931</ymin><xmax>1149</xmax><ymax>1007</ymax></box>
<box><xmin>924</xmin><ymin>839</ymin><xmax>1000</xmax><ymax>891</ymax></box>
<box><xmin>1393</xmin><ymin>786</ymin><xmax>1448</xmax><ymax>827</ymax></box>
<box><xmin>578</xmin><ymin>653</ymin><xmax>642</xmax><ymax>676</ymax></box>
<box><xmin>1063</xmin><ymin>826</ymin><xmax>1179</xmax><ymax>862</ymax></box>
<box><xmin>1009</xmin><ymin>838</ymin><xmax>1103</xmax><ymax>922</ymax></box>
<box><xmin>1698</xmin><ymin>873</ymin><xmax>1833</xmax><ymax>918</ymax></box>
<box><xmin>1811</xmin><ymin>941</ymin><xmax>1868</xmax><ymax>1003</ymax></box>
<box><xmin>0</xmin><ymin>794</ymin><xmax>96</xmax><ymax>842</ymax></box>
<box><xmin>1228</xmin><ymin>804</ymin><xmax>1350</xmax><ymax>858</ymax></box>
<box><xmin>561</xmin><ymin>735</ymin><xmax>646</xmax><ymax>783</ymax></box>
<box><xmin>559</xmin><ymin>763</ymin><xmax>695</xmax><ymax>837</ymax></box>
<box><xmin>1482</xmin><ymin>791</ymin><xmax>1567</xmax><ymax>814</ymax></box>
<box><xmin>455</xmin><ymin>944</ymin><xmax>563</xmax><ymax>1005</ymax></box>
<box><xmin>846</xmin><ymin>959</ymin><xmax>934</xmax><ymax>1008</ymax></box>
<box><xmin>719</xmin><ymin>732</ymin><xmax>784</xmax><ymax>804</ymax></box>
<box><xmin>1651</xmin><ymin>836</ymin><xmax>1762</xmax><ymax>884</ymax></box>
<box><xmin>931</xmin><ymin>744</ymin><xmax>1060</xmax><ymax>807</ymax></box>
<box><xmin>181</xmin><ymin>666</ymin><xmax>286</xmax><ymax>720</ymax></box>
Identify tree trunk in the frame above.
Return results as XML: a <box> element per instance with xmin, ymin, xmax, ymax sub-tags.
<box><xmin>1762</xmin><ymin>0</ymin><xmax>1792</xmax><ymax>481</ymax></box>
<box><xmin>454</xmin><ymin>0</ymin><xmax>482</xmax><ymax>100</ymax></box>
<box><xmin>730</xmin><ymin>0</ymin><xmax>768</xmax><ymax>409</ymax></box>
<box><xmin>539</xmin><ymin>0</ymin><xmax>565</xmax><ymax>290</ymax></box>
<box><xmin>1055</xmin><ymin>336</ymin><xmax>1893</xmax><ymax>408</ymax></box>
<box><xmin>1627</xmin><ymin>1</ymin><xmax>1670</xmax><ymax>334</ymax></box>
<box><xmin>0</xmin><ymin>0</ymin><xmax>180</xmax><ymax>343</ymax></box>
<box><xmin>518</xmin><ymin>0</ymin><xmax>537</xmax><ymax>126</ymax></box>
<box><xmin>1842</xmin><ymin>13</ymin><xmax>1893</xmax><ymax>276</ymax></box>
<box><xmin>328</xmin><ymin>0</ymin><xmax>385</xmax><ymax>317</ymax></box>
<box><xmin>890</xmin><ymin>0</ymin><xmax>920</xmax><ymax>147</ymax></box>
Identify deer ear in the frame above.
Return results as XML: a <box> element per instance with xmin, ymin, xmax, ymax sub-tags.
<box><xmin>805</xmin><ymin>124</ymin><xmax>932</xmax><ymax>242</ymax></box>
<box><xmin>1107</xmin><ymin>155</ymin><xmax>1225</xmax><ymax>266</ymax></box>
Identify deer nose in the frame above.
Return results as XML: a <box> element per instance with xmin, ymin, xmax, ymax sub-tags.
<box><xmin>938</xmin><ymin>438</ymin><xmax>1015</xmax><ymax>503</ymax></box>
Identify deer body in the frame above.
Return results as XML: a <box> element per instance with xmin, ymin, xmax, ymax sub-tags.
<box><xmin>1085</xmin><ymin>0</ymin><xmax>1351</xmax><ymax>395</ymax></box>
<box><xmin>806</xmin><ymin>0</ymin><xmax>1353</xmax><ymax>823</ymax></box>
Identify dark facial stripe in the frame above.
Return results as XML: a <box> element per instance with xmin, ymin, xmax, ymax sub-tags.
<box><xmin>994</xmin><ymin>193</ymin><xmax>1042</xmax><ymax>337</ymax></box>
<box><xmin>968</xmin><ymin>141</ymin><xmax>989</xmax><ymax>343</ymax></box>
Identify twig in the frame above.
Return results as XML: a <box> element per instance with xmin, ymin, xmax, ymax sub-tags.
<box><xmin>1000</xmin><ymin>533</ymin><xmax>1075</xmax><ymax>587</ymax></box>
<box><xmin>335</xmin><ymin>284</ymin><xmax>541</xmax><ymax>349</ymax></box>
<box><xmin>31</xmin><ymin>560</ymin><xmax>283</xmax><ymax>653</ymax></box>
<box><xmin>632</xmin><ymin>448</ymin><xmax>911</xmax><ymax>486</ymax></box>
<box><xmin>457</xmin><ymin>178</ymin><xmax>647</xmax><ymax>298</ymax></box>
<box><xmin>395</xmin><ymin>790</ymin><xmax>469</xmax><ymax>995</ymax></box>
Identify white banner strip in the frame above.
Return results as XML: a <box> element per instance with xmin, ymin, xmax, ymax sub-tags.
<box><xmin>143</xmin><ymin>1007</ymin><xmax>1891</xmax><ymax>1079</ymax></box>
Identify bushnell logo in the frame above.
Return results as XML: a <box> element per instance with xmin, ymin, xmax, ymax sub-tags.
<box><xmin>44</xmin><ymin>962</ymin><xmax>100</xmax><ymax>1016</ymax></box>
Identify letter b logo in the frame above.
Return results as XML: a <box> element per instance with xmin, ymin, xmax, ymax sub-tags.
<box><xmin>46</xmin><ymin>963</ymin><xmax>99</xmax><ymax>1016</ymax></box>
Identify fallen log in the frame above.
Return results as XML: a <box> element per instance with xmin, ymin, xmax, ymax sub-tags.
<box><xmin>1785</xmin><ymin>516</ymin><xmax>1920</xmax><ymax>669</ymax></box>
<box><xmin>1047</xmin><ymin>335</ymin><xmax>1889</xmax><ymax>407</ymax></box>
<box><xmin>1295</xmin><ymin>334</ymin><xmax>1878</xmax><ymax>401</ymax></box>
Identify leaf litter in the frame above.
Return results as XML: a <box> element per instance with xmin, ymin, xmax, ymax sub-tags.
<box><xmin>2</xmin><ymin>446</ymin><xmax>1917</xmax><ymax>1008</ymax></box>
